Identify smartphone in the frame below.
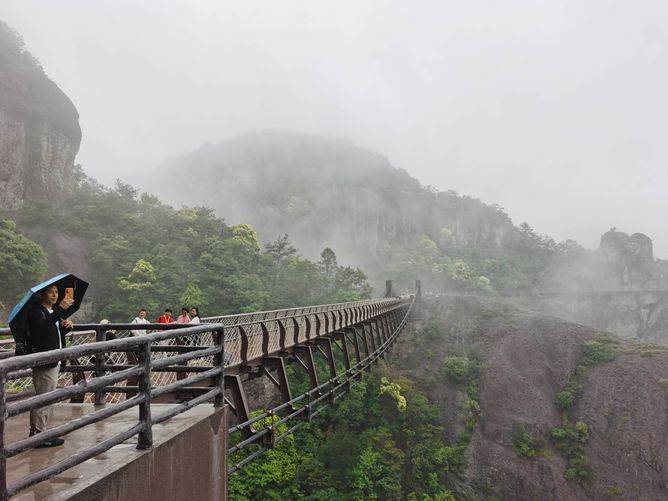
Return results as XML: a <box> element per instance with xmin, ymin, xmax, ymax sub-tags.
<box><xmin>65</xmin><ymin>287</ymin><xmax>74</xmax><ymax>301</ymax></box>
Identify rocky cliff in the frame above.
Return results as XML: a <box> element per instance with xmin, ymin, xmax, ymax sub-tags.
<box><xmin>0</xmin><ymin>20</ymin><xmax>81</xmax><ymax>211</ymax></box>
<box><xmin>517</xmin><ymin>229</ymin><xmax>668</xmax><ymax>344</ymax></box>
<box><xmin>393</xmin><ymin>295</ymin><xmax>668</xmax><ymax>500</ymax></box>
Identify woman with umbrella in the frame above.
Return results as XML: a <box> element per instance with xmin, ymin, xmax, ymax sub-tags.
<box><xmin>26</xmin><ymin>285</ymin><xmax>74</xmax><ymax>446</ymax></box>
<box><xmin>9</xmin><ymin>273</ymin><xmax>88</xmax><ymax>447</ymax></box>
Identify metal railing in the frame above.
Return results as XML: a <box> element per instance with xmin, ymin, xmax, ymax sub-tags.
<box><xmin>0</xmin><ymin>322</ymin><xmax>226</xmax><ymax>499</ymax></box>
<box><xmin>227</xmin><ymin>295</ymin><xmax>416</xmax><ymax>473</ymax></box>
<box><xmin>0</xmin><ymin>298</ymin><xmax>392</xmax><ymax>402</ymax></box>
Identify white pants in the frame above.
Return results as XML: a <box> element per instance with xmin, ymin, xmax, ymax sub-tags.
<box><xmin>30</xmin><ymin>365</ymin><xmax>60</xmax><ymax>433</ymax></box>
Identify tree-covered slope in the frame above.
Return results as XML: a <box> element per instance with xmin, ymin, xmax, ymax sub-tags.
<box><xmin>146</xmin><ymin>130</ymin><xmax>536</xmax><ymax>292</ymax></box>
<box><xmin>6</xmin><ymin>170</ymin><xmax>372</xmax><ymax>322</ymax></box>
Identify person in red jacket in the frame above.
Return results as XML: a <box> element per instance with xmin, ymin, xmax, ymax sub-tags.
<box><xmin>156</xmin><ymin>308</ymin><xmax>173</xmax><ymax>324</ymax></box>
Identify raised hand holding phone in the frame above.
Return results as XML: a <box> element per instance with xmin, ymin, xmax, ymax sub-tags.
<box><xmin>59</xmin><ymin>289</ymin><xmax>74</xmax><ymax>310</ymax></box>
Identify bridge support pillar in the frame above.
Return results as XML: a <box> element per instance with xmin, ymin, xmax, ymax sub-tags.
<box><xmin>363</xmin><ymin>321</ymin><xmax>377</xmax><ymax>354</ymax></box>
<box><xmin>331</xmin><ymin>331</ymin><xmax>352</xmax><ymax>390</ymax></box>
<box><xmin>315</xmin><ymin>338</ymin><xmax>337</xmax><ymax>378</ymax></box>
<box><xmin>294</xmin><ymin>346</ymin><xmax>320</xmax><ymax>393</ymax></box>
<box><xmin>261</xmin><ymin>357</ymin><xmax>294</xmax><ymax>410</ymax></box>
<box><xmin>344</xmin><ymin>327</ymin><xmax>363</xmax><ymax>380</ymax></box>
<box><xmin>224</xmin><ymin>374</ymin><xmax>252</xmax><ymax>439</ymax></box>
<box><xmin>315</xmin><ymin>338</ymin><xmax>337</xmax><ymax>403</ymax></box>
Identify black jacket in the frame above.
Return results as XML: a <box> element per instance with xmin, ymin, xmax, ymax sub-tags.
<box><xmin>27</xmin><ymin>303</ymin><xmax>71</xmax><ymax>367</ymax></box>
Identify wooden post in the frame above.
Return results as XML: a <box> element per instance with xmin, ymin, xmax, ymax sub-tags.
<box><xmin>136</xmin><ymin>342</ymin><xmax>153</xmax><ymax>450</ymax></box>
<box><xmin>385</xmin><ymin>280</ymin><xmax>393</xmax><ymax>297</ymax></box>
<box><xmin>214</xmin><ymin>328</ymin><xmax>225</xmax><ymax>407</ymax></box>
<box><xmin>94</xmin><ymin>327</ymin><xmax>107</xmax><ymax>405</ymax></box>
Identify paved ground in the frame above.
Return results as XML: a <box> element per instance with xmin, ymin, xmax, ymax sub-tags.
<box><xmin>6</xmin><ymin>403</ymin><xmax>217</xmax><ymax>500</ymax></box>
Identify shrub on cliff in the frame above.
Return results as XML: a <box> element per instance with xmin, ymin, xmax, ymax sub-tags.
<box><xmin>441</xmin><ymin>356</ymin><xmax>474</xmax><ymax>382</ymax></box>
<box><xmin>582</xmin><ymin>337</ymin><xmax>618</xmax><ymax>365</ymax></box>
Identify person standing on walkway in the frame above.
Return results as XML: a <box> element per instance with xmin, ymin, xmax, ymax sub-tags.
<box><xmin>189</xmin><ymin>307</ymin><xmax>201</xmax><ymax>324</ymax></box>
<box><xmin>157</xmin><ymin>308</ymin><xmax>173</xmax><ymax>324</ymax></box>
<box><xmin>130</xmin><ymin>308</ymin><xmax>150</xmax><ymax>336</ymax></box>
<box><xmin>27</xmin><ymin>285</ymin><xmax>74</xmax><ymax>446</ymax></box>
<box><xmin>188</xmin><ymin>307</ymin><xmax>202</xmax><ymax>345</ymax></box>
<box><xmin>176</xmin><ymin>308</ymin><xmax>190</xmax><ymax>324</ymax></box>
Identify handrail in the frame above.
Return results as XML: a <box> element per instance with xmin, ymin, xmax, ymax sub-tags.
<box><xmin>0</xmin><ymin>322</ymin><xmax>226</xmax><ymax>500</ymax></box>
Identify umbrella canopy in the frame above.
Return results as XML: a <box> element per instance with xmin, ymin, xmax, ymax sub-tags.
<box><xmin>8</xmin><ymin>273</ymin><xmax>89</xmax><ymax>328</ymax></box>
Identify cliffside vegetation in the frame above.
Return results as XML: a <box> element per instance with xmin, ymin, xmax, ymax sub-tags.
<box><xmin>7</xmin><ymin>169</ymin><xmax>372</xmax><ymax>321</ymax></box>
<box><xmin>0</xmin><ymin>220</ymin><xmax>46</xmax><ymax>315</ymax></box>
<box><xmin>228</xmin><ymin>368</ymin><xmax>464</xmax><ymax>501</ymax></box>
<box><xmin>146</xmin><ymin>130</ymin><xmax>562</xmax><ymax>295</ymax></box>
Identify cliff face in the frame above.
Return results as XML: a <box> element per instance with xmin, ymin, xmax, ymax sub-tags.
<box><xmin>519</xmin><ymin>230</ymin><xmax>668</xmax><ymax>344</ymax></box>
<box><xmin>394</xmin><ymin>296</ymin><xmax>668</xmax><ymax>500</ymax></box>
<box><xmin>0</xmin><ymin>21</ymin><xmax>81</xmax><ymax>211</ymax></box>
<box><xmin>599</xmin><ymin>230</ymin><xmax>658</xmax><ymax>289</ymax></box>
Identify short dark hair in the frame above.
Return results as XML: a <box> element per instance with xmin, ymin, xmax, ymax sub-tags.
<box><xmin>139</xmin><ymin>308</ymin><xmax>147</xmax><ymax>313</ymax></box>
<box><xmin>181</xmin><ymin>307</ymin><xmax>188</xmax><ymax>313</ymax></box>
<box><xmin>165</xmin><ymin>308</ymin><xmax>173</xmax><ymax>313</ymax></box>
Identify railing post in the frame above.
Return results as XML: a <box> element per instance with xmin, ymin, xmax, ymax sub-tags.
<box><xmin>260</xmin><ymin>322</ymin><xmax>270</xmax><ymax>357</ymax></box>
<box><xmin>0</xmin><ymin>372</ymin><xmax>7</xmax><ymax>501</ymax></box>
<box><xmin>292</xmin><ymin>317</ymin><xmax>300</xmax><ymax>346</ymax></box>
<box><xmin>94</xmin><ymin>327</ymin><xmax>107</xmax><ymax>405</ymax></box>
<box><xmin>277</xmin><ymin>320</ymin><xmax>286</xmax><ymax>352</ymax></box>
<box><xmin>239</xmin><ymin>326</ymin><xmax>249</xmax><ymax>367</ymax></box>
<box><xmin>136</xmin><ymin>341</ymin><xmax>153</xmax><ymax>450</ymax></box>
<box><xmin>214</xmin><ymin>328</ymin><xmax>225</xmax><ymax>407</ymax></box>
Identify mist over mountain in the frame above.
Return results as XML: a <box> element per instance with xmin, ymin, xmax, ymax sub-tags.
<box><xmin>145</xmin><ymin>129</ymin><xmax>522</xmax><ymax>290</ymax></box>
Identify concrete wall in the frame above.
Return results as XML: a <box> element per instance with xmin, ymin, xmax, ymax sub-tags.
<box><xmin>71</xmin><ymin>407</ymin><xmax>228</xmax><ymax>501</ymax></box>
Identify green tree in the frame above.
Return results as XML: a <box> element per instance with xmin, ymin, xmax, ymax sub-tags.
<box><xmin>266</xmin><ymin>234</ymin><xmax>297</xmax><ymax>268</ymax></box>
<box><xmin>319</xmin><ymin>247</ymin><xmax>337</xmax><ymax>277</ymax></box>
<box><xmin>180</xmin><ymin>282</ymin><xmax>205</xmax><ymax>309</ymax></box>
<box><xmin>0</xmin><ymin>220</ymin><xmax>47</xmax><ymax>315</ymax></box>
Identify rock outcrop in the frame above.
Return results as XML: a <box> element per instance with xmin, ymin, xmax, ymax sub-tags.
<box><xmin>0</xmin><ymin>20</ymin><xmax>81</xmax><ymax>211</ymax></box>
<box><xmin>394</xmin><ymin>295</ymin><xmax>668</xmax><ymax>500</ymax></box>
<box><xmin>519</xmin><ymin>229</ymin><xmax>668</xmax><ymax>345</ymax></box>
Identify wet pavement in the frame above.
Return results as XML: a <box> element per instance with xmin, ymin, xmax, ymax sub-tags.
<box><xmin>6</xmin><ymin>403</ymin><xmax>217</xmax><ymax>500</ymax></box>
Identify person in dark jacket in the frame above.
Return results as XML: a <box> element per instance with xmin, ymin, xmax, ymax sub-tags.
<box><xmin>27</xmin><ymin>284</ymin><xmax>74</xmax><ymax>446</ymax></box>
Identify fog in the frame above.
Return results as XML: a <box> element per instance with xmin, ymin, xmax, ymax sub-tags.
<box><xmin>3</xmin><ymin>0</ymin><xmax>667</xmax><ymax>256</ymax></box>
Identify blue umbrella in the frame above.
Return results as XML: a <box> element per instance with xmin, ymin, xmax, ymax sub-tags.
<box><xmin>8</xmin><ymin>273</ymin><xmax>89</xmax><ymax>328</ymax></box>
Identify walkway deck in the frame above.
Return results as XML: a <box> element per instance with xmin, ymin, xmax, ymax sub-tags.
<box><xmin>7</xmin><ymin>403</ymin><xmax>220</xmax><ymax>500</ymax></box>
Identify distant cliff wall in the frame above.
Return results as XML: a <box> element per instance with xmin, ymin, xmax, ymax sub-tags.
<box><xmin>512</xmin><ymin>230</ymin><xmax>668</xmax><ymax>345</ymax></box>
<box><xmin>0</xmin><ymin>21</ymin><xmax>81</xmax><ymax>211</ymax></box>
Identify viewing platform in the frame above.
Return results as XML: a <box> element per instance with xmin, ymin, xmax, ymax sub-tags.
<box><xmin>8</xmin><ymin>403</ymin><xmax>226</xmax><ymax>501</ymax></box>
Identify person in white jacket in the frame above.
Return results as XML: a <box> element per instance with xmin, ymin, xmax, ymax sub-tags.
<box><xmin>189</xmin><ymin>307</ymin><xmax>201</xmax><ymax>324</ymax></box>
<box><xmin>130</xmin><ymin>308</ymin><xmax>150</xmax><ymax>336</ymax></box>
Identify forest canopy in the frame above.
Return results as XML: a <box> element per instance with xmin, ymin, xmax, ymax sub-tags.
<box><xmin>13</xmin><ymin>171</ymin><xmax>372</xmax><ymax>321</ymax></box>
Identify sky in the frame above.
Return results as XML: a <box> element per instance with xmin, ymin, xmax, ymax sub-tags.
<box><xmin>2</xmin><ymin>0</ymin><xmax>667</xmax><ymax>256</ymax></box>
